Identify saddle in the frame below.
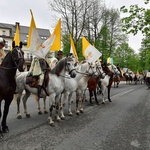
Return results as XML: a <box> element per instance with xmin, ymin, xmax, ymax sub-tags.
<box><xmin>26</xmin><ymin>70</ymin><xmax>49</xmax><ymax>96</ymax></box>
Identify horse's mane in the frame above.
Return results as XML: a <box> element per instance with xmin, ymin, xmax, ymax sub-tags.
<box><xmin>51</xmin><ymin>57</ymin><xmax>66</xmax><ymax>76</ymax></box>
<box><xmin>1</xmin><ymin>51</ymin><xmax>12</xmax><ymax>66</ymax></box>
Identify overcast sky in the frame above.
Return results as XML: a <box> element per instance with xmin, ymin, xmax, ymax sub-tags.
<box><xmin>1</xmin><ymin>0</ymin><xmax>149</xmax><ymax>53</ymax></box>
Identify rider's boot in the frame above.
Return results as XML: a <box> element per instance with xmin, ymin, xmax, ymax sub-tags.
<box><xmin>37</xmin><ymin>85</ymin><xmax>42</xmax><ymax>98</ymax></box>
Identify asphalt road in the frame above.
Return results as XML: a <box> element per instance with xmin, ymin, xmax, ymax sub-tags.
<box><xmin>0</xmin><ymin>81</ymin><xmax>150</xmax><ymax>150</ymax></box>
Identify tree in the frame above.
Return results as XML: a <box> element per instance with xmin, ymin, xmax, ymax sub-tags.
<box><xmin>120</xmin><ymin>0</ymin><xmax>150</xmax><ymax>36</ymax></box>
<box><xmin>113</xmin><ymin>42</ymin><xmax>138</xmax><ymax>71</ymax></box>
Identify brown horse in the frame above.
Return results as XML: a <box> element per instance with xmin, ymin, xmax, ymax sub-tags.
<box><xmin>87</xmin><ymin>62</ymin><xmax>105</xmax><ymax>105</ymax></box>
<box><xmin>113</xmin><ymin>65</ymin><xmax>122</xmax><ymax>88</ymax></box>
<box><xmin>0</xmin><ymin>41</ymin><xmax>24</xmax><ymax>138</ymax></box>
<box><xmin>98</xmin><ymin>62</ymin><xmax>120</xmax><ymax>103</ymax></box>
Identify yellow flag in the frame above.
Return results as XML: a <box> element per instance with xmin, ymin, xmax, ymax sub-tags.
<box><xmin>50</xmin><ymin>19</ymin><xmax>61</xmax><ymax>51</ymax></box>
<box><xmin>121</xmin><ymin>69</ymin><xmax>125</xmax><ymax>76</ymax></box>
<box><xmin>136</xmin><ymin>70</ymin><xmax>140</xmax><ymax>76</ymax></box>
<box><xmin>82</xmin><ymin>36</ymin><xmax>90</xmax><ymax>57</ymax></box>
<box><xmin>70</xmin><ymin>34</ymin><xmax>78</xmax><ymax>60</ymax></box>
<box><xmin>107</xmin><ymin>57</ymin><xmax>110</xmax><ymax>64</ymax></box>
<box><xmin>13</xmin><ymin>23</ymin><xmax>20</xmax><ymax>46</ymax></box>
<box><xmin>27</xmin><ymin>9</ymin><xmax>37</xmax><ymax>48</ymax></box>
<box><xmin>82</xmin><ymin>36</ymin><xmax>102</xmax><ymax>63</ymax></box>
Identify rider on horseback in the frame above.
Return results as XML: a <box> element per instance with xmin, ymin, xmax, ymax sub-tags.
<box><xmin>28</xmin><ymin>56</ymin><xmax>50</xmax><ymax>98</ymax></box>
<box><xmin>0</xmin><ymin>38</ymin><xmax>6</xmax><ymax>65</ymax></box>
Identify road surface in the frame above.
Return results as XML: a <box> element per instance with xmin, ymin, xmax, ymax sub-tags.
<box><xmin>1</xmin><ymin>81</ymin><xmax>150</xmax><ymax>150</ymax></box>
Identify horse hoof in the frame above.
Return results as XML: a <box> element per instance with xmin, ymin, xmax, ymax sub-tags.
<box><xmin>38</xmin><ymin>111</ymin><xmax>42</xmax><ymax>115</ymax></box>
<box><xmin>2</xmin><ymin>127</ymin><xmax>9</xmax><ymax>133</ymax></box>
<box><xmin>69</xmin><ymin>113</ymin><xmax>73</xmax><ymax>116</ymax></box>
<box><xmin>56</xmin><ymin>119</ymin><xmax>61</xmax><ymax>122</ymax></box>
<box><xmin>76</xmin><ymin>112</ymin><xmax>80</xmax><ymax>116</ymax></box>
<box><xmin>50</xmin><ymin>123</ymin><xmax>55</xmax><ymax>127</ymax></box>
<box><xmin>90</xmin><ymin>103</ymin><xmax>94</xmax><ymax>106</ymax></box>
<box><xmin>44</xmin><ymin>110</ymin><xmax>48</xmax><ymax>114</ymax></box>
<box><xmin>109</xmin><ymin>99</ymin><xmax>112</xmax><ymax>102</ymax></box>
<box><xmin>26</xmin><ymin>114</ymin><xmax>30</xmax><ymax>118</ymax></box>
<box><xmin>96</xmin><ymin>102</ymin><xmax>100</xmax><ymax>106</ymax></box>
<box><xmin>61</xmin><ymin>116</ymin><xmax>65</xmax><ymax>120</ymax></box>
<box><xmin>17</xmin><ymin>114</ymin><xmax>22</xmax><ymax>119</ymax></box>
<box><xmin>0</xmin><ymin>131</ymin><xmax>3</xmax><ymax>139</ymax></box>
<box><xmin>101</xmin><ymin>102</ymin><xmax>105</xmax><ymax>105</ymax></box>
<box><xmin>80</xmin><ymin>109</ymin><xmax>84</xmax><ymax>113</ymax></box>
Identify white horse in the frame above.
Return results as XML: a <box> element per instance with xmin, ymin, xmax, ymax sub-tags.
<box><xmin>138</xmin><ymin>73</ymin><xmax>144</xmax><ymax>84</ymax></box>
<box><xmin>100</xmin><ymin>63</ymin><xmax>121</xmax><ymax>104</ymax></box>
<box><xmin>14</xmin><ymin>56</ymin><xmax>76</xmax><ymax>126</ymax></box>
<box><xmin>59</xmin><ymin>61</ymin><xmax>104</xmax><ymax>118</ymax></box>
<box><xmin>75</xmin><ymin>62</ymin><xmax>100</xmax><ymax>115</ymax></box>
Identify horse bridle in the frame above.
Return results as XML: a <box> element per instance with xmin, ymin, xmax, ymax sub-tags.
<box><xmin>12</xmin><ymin>47</ymin><xmax>24</xmax><ymax>66</ymax></box>
<box><xmin>65</xmin><ymin>59</ymin><xmax>76</xmax><ymax>75</ymax></box>
<box><xmin>111</xmin><ymin>65</ymin><xmax>119</xmax><ymax>75</ymax></box>
<box><xmin>0</xmin><ymin>47</ymin><xmax>24</xmax><ymax>70</ymax></box>
<box><xmin>95</xmin><ymin>64</ymin><xmax>105</xmax><ymax>78</ymax></box>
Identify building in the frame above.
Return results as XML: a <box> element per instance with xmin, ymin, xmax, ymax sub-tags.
<box><xmin>0</xmin><ymin>22</ymin><xmax>51</xmax><ymax>70</ymax></box>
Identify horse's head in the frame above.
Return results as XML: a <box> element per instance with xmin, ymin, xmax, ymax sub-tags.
<box><xmin>65</xmin><ymin>55</ymin><xmax>76</xmax><ymax>78</ymax></box>
<box><xmin>101</xmin><ymin>62</ymin><xmax>113</xmax><ymax>76</ymax></box>
<box><xmin>108</xmin><ymin>64</ymin><xmax>120</xmax><ymax>75</ymax></box>
<box><xmin>95</xmin><ymin>61</ymin><xmax>105</xmax><ymax>79</ymax></box>
<box><xmin>86</xmin><ymin>62</ymin><xmax>97</xmax><ymax>76</ymax></box>
<box><xmin>11</xmin><ymin>41</ymin><xmax>25</xmax><ymax>72</ymax></box>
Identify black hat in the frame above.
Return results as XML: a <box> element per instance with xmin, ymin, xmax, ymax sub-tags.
<box><xmin>57</xmin><ymin>50</ymin><xmax>63</xmax><ymax>55</ymax></box>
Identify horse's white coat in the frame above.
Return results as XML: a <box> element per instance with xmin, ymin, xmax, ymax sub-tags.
<box><xmin>100</xmin><ymin>64</ymin><xmax>121</xmax><ymax>103</ymax></box>
<box><xmin>15</xmin><ymin>57</ymin><xmax>76</xmax><ymax>126</ymax></box>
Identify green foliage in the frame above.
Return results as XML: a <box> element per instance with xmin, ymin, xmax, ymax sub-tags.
<box><xmin>120</xmin><ymin>1</ymin><xmax>150</xmax><ymax>36</ymax></box>
<box><xmin>113</xmin><ymin>42</ymin><xmax>139</xmax><ymax>71</ymax></box>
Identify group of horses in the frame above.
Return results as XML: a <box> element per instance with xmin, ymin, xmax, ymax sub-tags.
<box><xmin>123</xmin><ymin>71</ymin><xmax>145</xmax><ymax>85</ymax></box>
<box><xmin>13</xmin><ymin>58</ymin><xmax>122</xmax><ymax>128</ymax></box>
<box><xmin>0</xmin><ymin>43</ymin><xmax>127</xmax><ymax>139</ymax></box>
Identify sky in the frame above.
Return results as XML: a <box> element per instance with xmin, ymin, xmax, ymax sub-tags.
<box><xmin>0</xmin><ymin>0</ymin><xmax>149</xmax><ymax>53</ymax></box>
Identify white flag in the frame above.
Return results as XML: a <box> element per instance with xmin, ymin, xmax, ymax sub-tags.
<box><xmin>29</xmin><ymin>28</ymin><xmax>45</xmax><ymax>59</ymax></box>
<box><xmin>41</xmin><ymin>34</ymin><xmax>56</xmax><ymax>57</ymax></box>
<box><xmin>82</xmin><ymin>36</ymin><xmax>102</xmax><ymax>63</ymax></box>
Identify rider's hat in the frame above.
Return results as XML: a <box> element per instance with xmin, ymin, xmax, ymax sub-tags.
<box><xmin>0</xmin><ymin>38</ymin><xmax>5</xmax><ymax>45</ymax></box>
<box><xmin>57</xmin><ymin>50</ymin><xmax>63</xmax><ymax>55</ymax></box>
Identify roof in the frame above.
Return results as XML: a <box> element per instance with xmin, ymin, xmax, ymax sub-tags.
<box><xmin>0</xmin><ymin>22</ymin><xmax>51</xmax><ymax>44</ymax></box>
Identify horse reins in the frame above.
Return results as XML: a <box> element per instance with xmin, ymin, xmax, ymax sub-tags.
<box><xmin>0</xmin><ymin>48</ymin><xmax>24</xmax><ymax>70</ymax></box>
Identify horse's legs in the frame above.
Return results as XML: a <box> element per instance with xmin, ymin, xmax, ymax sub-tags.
<box><xmin>2</xmin><ymin>97</ymin><xmax>13</xmax><ymax>133</ymax></box>
<box><xmin>101</xmin><ymin>85</ymin><xmax>106</xmax><ymax>104</ymax></box>
<box><xmin>107</xmin><ymin>86</ymin><xmax>112</xmax><ymax>102</ymax></box>
<box><xmin>43</xmin><ymin>96</ymin><xmax>48</xmax><ymax>114</ymax></box>
<box><xmin>14</xmin><ymin>92</ymin><xmax>23</xmax><ymax>119</ymax></box>
<box><xmin>22</xmin><ymin>89</ymin><xmax>31</xmax><ymax>117</ymax></box>
<box><xmin>94</xmin><ymin>90</ymin><xmax>99</xmax><ymax>105</ymax></box>
<box><xmin>59</xmin><ymin>93</ymin><xmax>65</xmax><ymax>120</ymax></box>
<box><xmin>0</xmin><ymin>101</ymin><xmax>3</xmax><ymax>138</ymax></box>
<box><xmin>89</xmin><ymin>90</ymin><xmax>93</xmax><ymax>105</ymax></box>
<box><xmin>34</xmin><ymin>95</ymin><xmax>42</xmax><ymax>115</ymax></box>
<box><xmin>48</xmin><ymin>94</ymin><xmax>55</xmax><ymax>126</ymax></box>
<box><xmin>55</xmin><ymin>95</ymin><xmax>61</xmax><ymax>122</ymax></box>
<box><xmin>76</xmin><ymin>90</ymin><xmax>80</xmax><ymax>115</ymax></box>
<box><xmin>68</xmin><ymin>93</ymin><xmax>73</xmax><ymax>116</ymax></box>
<box><xmin>80</xmin><ymin>91</ymin><xmax>85</xmax><ymax>113</ymax></box>
<box><xmin>83</xmin><ymin>89</ymin><xmax>87</xmax><ymax>101</ymax></box>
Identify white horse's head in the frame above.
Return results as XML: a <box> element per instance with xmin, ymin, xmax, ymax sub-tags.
<box><xmin>75</xmin><ymin>61</ymin><xmax>97</xmax><ymax>77</ymax></box>
<box><xmin>95</xmin><ymin>61</ymin><xmax>105</xmax><ymax>78</ymax></box>
<box><xmin>49</xmin><ymin>57</ymin><xmax>58</xmax><ymax>69</ymax></box>
<box><xmin>65</xmin><ymin>55</ymin><xmax>76</xmax><ymax>78</ymax></box>
<box><xmin>108</xmin><ymin>64</ymin><xmax>120</xmax><ymax>75</ymax></box>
